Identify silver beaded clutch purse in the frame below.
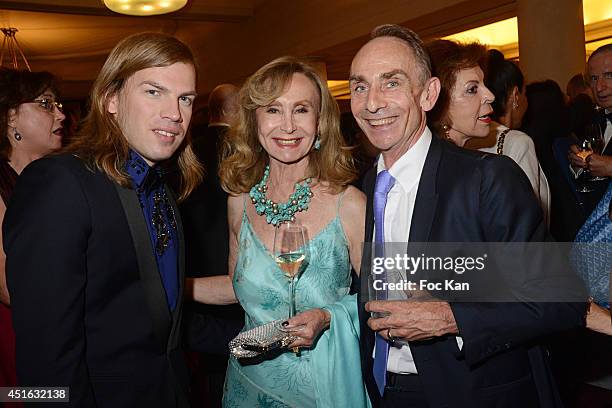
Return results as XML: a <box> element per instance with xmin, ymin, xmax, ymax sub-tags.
<box><xmin>229</xmin><ymin>319</ymin><xmax>297</xmax><ymax>359</ymax></box>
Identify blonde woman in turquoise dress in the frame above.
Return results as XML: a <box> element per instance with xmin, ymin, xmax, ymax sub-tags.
<box><xmin>190</xmin><ymin>56</ymin><xmax>371</xmax><ymax>407</ymax></box>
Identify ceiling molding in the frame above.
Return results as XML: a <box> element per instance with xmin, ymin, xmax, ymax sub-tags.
<box><xmin>416</xmin><ymin>0</ymin><xmax>516</xmax><ymax>39</ymax></box>
<box><xmin>585</xmin><ymin>20</ymin><xmax>612</xmax><ymax>43</ymax></box>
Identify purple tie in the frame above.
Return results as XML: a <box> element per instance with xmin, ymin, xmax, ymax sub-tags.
<box><xmin>372</xmin><ymin>169</ymin><xmax>395</xmax><ymax>396</ymax></box>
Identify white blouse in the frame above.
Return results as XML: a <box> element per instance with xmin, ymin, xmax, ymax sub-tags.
<box><xmin>467</xmin><ymin>122</ymin><xmax>551</xmax><ymax>226</ymax></box>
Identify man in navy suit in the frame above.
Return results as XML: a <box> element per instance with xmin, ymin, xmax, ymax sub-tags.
<box><xmin>350</xmin><ymin>24</ymin><xmax>586</xmax><ymax>407</ymax></box>
<box><xmin>3</xmin><ymin>33</ymin><xmax>236</xmax><ymax>407</ymax></box>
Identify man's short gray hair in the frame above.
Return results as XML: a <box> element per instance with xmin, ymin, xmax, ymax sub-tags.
<box><xmin>370</xmin><ymin>24</ymin><xmax>432</xmax><ymax>86</ymax></box>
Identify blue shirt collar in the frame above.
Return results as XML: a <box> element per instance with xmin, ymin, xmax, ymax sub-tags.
<box><xmin>125</xmin><ymin>149</ymin><xmax>164</xmax><ymax>191</ymax></box>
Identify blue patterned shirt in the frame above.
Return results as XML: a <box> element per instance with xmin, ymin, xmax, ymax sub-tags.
<box><xmin>125</xmin><ymin>150</ymin><xmax>179</xmax><ymax>311</ymax></box>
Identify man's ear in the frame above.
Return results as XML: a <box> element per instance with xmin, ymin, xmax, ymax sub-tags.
<box><xmin>107</xmin><ymin>92</ymin><xmax>119</xmax><ymax>114</ymax></box>
<box><xmin>420</xmin><ymin>77</ymin><xmax>440</xmax><ymax>112</ymax></box>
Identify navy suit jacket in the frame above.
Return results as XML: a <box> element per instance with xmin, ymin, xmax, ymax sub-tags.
<box><xmin>359</xmin><ymin>135</ymin><xmax>586</xmax><ymax>407</ymax></box>
<box><xmin>3</xmin><ymin>154</ymin><xmax>237</xmax><ymax>408</ymax></box>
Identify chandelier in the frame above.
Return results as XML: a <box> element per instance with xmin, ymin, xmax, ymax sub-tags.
<box><xmin>0</xmin><ymin>28</ymin><xmax>31</xmax><ymax>71</ymax></box>
<box><xmin>103</xmin><ymin>0</ymin><xmax>188</xmax><ymax>16</ymax></box>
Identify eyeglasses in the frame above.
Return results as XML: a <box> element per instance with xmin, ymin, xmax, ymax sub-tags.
<box><xmin>28</xmin><ymin>98</ymin><xmax>63</xmax><ymax>113</ymax></box>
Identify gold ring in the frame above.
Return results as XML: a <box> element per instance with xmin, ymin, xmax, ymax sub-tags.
<box><xmin>387</xmin><ymin>328</ymin><xmax>397</xmax><ymax>342</ymax></box>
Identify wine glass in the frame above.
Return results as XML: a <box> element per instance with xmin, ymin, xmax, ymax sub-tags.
<box><xmin>575</xmin><ymin>138</ymin><xmax>594</xmax><ymax>193</ymax></box>
<box><xmin>274</xmin><ymin>222</ymin><xmax>307</xmax><ymax>319</ymax></box>
<box><xmin>584</xmin><ymin>123</ymin><xmax>606</xmax><ymax>181</ymax></box>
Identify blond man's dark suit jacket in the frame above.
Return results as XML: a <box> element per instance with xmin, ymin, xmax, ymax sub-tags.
<box><xmin>3</xmin><ymin>154</ymin><xmax>234</xmax><ymax>407</ymax></box>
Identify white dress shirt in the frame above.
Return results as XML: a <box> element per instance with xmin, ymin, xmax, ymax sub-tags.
<box><xmin>469</xmin><ymin>124</ymin><xmax>551</xmax><ymax>226</ymax></box>
<box><xmin>375</xmin><ymin>128</ymin><xmax>430</xmax><ymax>374</ymax></box>
<box><xmin>373</xmin><ymin>127</ymin><xmax>464</xmax><ymax>374</ymax></box>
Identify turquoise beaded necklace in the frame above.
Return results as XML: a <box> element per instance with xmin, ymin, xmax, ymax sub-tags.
<box><xmin>249</xmin><ymin>165</ymin><xmax>313</xmax><ymax>226</ymax></box>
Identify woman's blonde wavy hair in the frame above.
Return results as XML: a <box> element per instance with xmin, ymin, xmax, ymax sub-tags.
<box><xmin>220</xmin><ymin>56</ymin><xmax>356</xmax><ymax>195</ymax></box>
<box><xmin>64</xmin><ymin>32</ymin><xmax>203</xmax><ymax>201</ymax></box>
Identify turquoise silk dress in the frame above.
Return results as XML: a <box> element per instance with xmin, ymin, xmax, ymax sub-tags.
<box><xmin>223</xmin><ymin>198</ymin><xmax>371</xmax><ymax>408</ymax></box>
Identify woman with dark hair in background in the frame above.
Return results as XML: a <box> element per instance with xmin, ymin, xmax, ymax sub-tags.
<box><xmin>522</xmin><ymin>80</ymin><xmax>586</xmax><ymax>241</ymax></box>
<box><xmin>466</xmin><ymin>49</ymin><xmax>550</xmax><ymax>224</ymax></box>
<box><xmin>427</xmin><ymin>41</ymin><xmax>550</xmax><ymax>215</ymax></box>
<box><xmin>0</xmin><ymin>67</ymin><xmax>64</xmax><ymax>403</ymax></box>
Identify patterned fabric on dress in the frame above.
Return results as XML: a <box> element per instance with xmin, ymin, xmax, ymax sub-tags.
<box><xmin>222</xmin><ymin>201</ymin><xmax>371</xmax><ymax>408</ymax></box>
<box><xmin>573</xmin><ymin>183</ymin><xmax>612</xmax><ymax>306</ymax></box>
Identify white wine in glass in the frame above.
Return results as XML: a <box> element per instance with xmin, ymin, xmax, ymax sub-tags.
<box><xmin>574</xmin><ymin>139</ymin><xmax>594</xmax><ymax>193</ymax></box>
<box><xmin>585</xmin><ymin>123</ymin><xmax>607</xmax><ymax>181</ymax></box>
<box><xmin>273</xmin><ymin>222</ymin><xmax>307</xmax><ymax>318</ymax></box>
<box><xmin>276</xmin><ymin>252</ymin><xmax>306</xmax><ymax>279</ymax></box>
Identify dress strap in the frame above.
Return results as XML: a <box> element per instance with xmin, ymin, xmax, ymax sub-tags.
<box><xmin>242</xmin><ymin>193</ymin><xmax>248</xmax><ymax>215</ymax></box>
<box><xmin>336</xmin><ymin>189</ymin><xmax>347</xmax><ymax>215</ymax></box>
<box><xmin>496</xmin><ymin>128</ymin><xmax>511</xmax><ymax>155</ymax></box>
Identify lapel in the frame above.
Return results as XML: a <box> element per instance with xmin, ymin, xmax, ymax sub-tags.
<box><xmin>597</xmin><ymin>111</ymin><xmax>612</xmax><ymax>155</ymax></box>
<box><xmin>604</xmin><ymin>130</ymin><xmax>612</xmax><ymax>156</ymax></box>
<box><xmin>358</xmin><ymin>168</ymin><xmax>376</xmax><ymax>354</ymax></box>
<box><xmin>165</xmin><ymin>184</ymin><xmax>185</xmax><ymax>351</ymax></box>
<box><xmin>359</xmin><ymin>167</ymin><xmax>376</xmax><ymax>308</ymax></box>
<box><xmin>408</xmin><ymin>135</ymin><xmax>441</xmax><ymax>243</ymax></box>
<box><xmin>114</xmin><ymin>182</ymin><xmax>172</xmax><ymax>350</ymax></box>
<box><xmin>362</xmin><ymin>168</ymin><xmax>376</xmax><ymax>249</ymax></box>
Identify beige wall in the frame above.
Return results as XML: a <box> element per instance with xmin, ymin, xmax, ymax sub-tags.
<box><xmin>517</xmin><ymin>0</ymin><xmax>586</xmax><ymax>89</ymax></box>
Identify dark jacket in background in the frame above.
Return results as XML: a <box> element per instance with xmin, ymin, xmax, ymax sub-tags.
<box><xmin>180</xmin><ymin>124</ymin><xmax>244</xmax><ymax>407</ymax></box>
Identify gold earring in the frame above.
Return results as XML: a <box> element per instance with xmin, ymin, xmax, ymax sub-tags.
<box><xmin>442</xmin><ymin>124</ymin><xmax>451</xmax><ymax>140</ymax></box>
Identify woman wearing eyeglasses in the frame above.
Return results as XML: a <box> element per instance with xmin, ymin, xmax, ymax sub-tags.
<box><xmin>0</xmin><ymin>67</ymin><xmax>64</xmax><ymax>399</ymax></box>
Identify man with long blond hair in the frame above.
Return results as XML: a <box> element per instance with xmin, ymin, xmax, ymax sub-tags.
<box><xmin>3</xmin><ymin>32</ymin><xmax>232</xmax><ymax>407</ymax></box>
